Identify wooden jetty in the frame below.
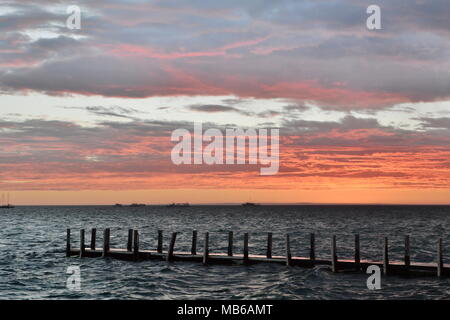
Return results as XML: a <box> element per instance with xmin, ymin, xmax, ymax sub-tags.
<box><xmin>66</xmin><ymin>229</ymin><xmax>449</xmax><ymax>278</ymax></box>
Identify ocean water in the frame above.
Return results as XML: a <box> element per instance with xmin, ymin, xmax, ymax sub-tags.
<box><xmin>0</xmin><ymin>205</ymin><xmax>449</xmax><ymax>300</ymax></box>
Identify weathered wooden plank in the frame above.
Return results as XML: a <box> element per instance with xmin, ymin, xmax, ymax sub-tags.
<box><xmin>383</xmin><ymin>237</ymin><xmax>389</xmax><ymax>275</ymax></box>
<box><xmin>203</xmin><ymin>232</ymin><xmax>209</xmax><ymax>265</ymax></box>
<box><xmin>266</xmin><ymin>232</ymin><xmax>272</xmax><ymax>259</ymax></box>
<box><xmin>127</xmin><ymin>229</ymin><xmax>133</xmax><ymax>252</ymax></box>
<box><xmin>133</xmin><ymin>230</ymin><xmax>139</xmax><ymax>260</ymax></box>
<box><xmin>331</xmin><ymin>235</ymin><xmax>337</xmax><ymax>272</ymax></box>
<box><xmin>90</xmin><ymin>228</ymin><xmax>96</xmax><ymax>251</ymax></box>
<box><xmin>102</xmin><ymin>228</ymin><xmax>110</xmax><ymax>258</ymax></box>
<box><xmin>310</xmin><ymin>233</ymin><xmax>315</xmax><ymax>262</ymax></box>
<box><xmin>228</xmin><ymin>231</ymin><xmax>233</xmax><ymax>256</ymax></box>
<box><xmin>79</xmin><ymin>229</ymin><xmax>85</xmax><ymax>258</ymax></box>
<box><xmin>191</xmin><ymin>230</ymin><xmax>197</xmax><ymax>255</ymax></box>
<box><xmin>157</xmin><ymin>230</ymin><xmax>163</xmax><ymax>253</ymax></box>
<box><xmin>167</xmin><ymin>232</ymin><xmax>177</xmax><ymax>262</ymax></box>
<box><xmin>405</xmin><ymin>235</ymin><xmax>410</xmax><ymax>268</ymax></box>
<box><xmin>243</xmin><ymin>233</ymin><xmax>249</xmax><ymax>264</ymax></box>
<box><xmin>66</xmin><ymin>229</ymin><xmax>71</xmax><ymax>257</ymax></box>
<box><xmin>437</xmin><ymin>238</ymin><xmax>443</xmax><ymax>277</ymax></box>
<box><xmin>285</xmin><ymin>234</ymin><xmax>292</xmax><ymax>266</ymax></box>
<box><xmin>355</xmin><ymin>234</ymin><xmax>360</xmax><ymax>270</ymax></box>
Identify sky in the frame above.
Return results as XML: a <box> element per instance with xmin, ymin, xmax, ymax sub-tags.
<box><xmin>1</xmin><ymin>0</ymin><xmax>450</xmax><ymax>205</ymax></box>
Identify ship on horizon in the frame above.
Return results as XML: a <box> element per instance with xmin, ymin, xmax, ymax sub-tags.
<box><xmin>241</xmin><ymin>202</ymin><xmax>260</xmax><ymax>207</ymax></box>
<box><xmin>166</xmin><ymin>203</ymin><xmax>190</xmax><ymax>208</ymax></box>
<box><xmin>0</xmin><ymin>193</ymin><xmax>14</xmax><ymax>209</ymax></box>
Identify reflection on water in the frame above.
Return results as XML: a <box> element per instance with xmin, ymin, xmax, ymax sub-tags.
<box><xmin>0</xmin><ymin>205</ymin><xmax>449</xmax><ymax>299</ymax></box>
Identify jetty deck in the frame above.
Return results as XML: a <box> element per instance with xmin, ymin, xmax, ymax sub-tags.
<box><xmin>66</xmin><ymin>229</ymin><xmax>449</xmax><ymax>277</ymax></box>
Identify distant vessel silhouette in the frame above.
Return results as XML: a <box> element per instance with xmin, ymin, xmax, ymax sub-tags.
<box><xmin>166</xmin><ymin>203</ymin><xmax>190</xmax><ymax>208</ymax></box>
<box><xmin>114</xmin><ymin>203</ymin><xmax>123</xmax><ymax>207</ymax></box>
<box><xmin>241</xmin><ymin>202</ymin><xmax>260</xmax><ymax>207</ymax></box>
<box><xmin>0</xmin><ymin>193</ymin><xmax>14</xmax><ymax>209</ymax></box>
<box><xmin>129</xmin><ymin>203</ymin><xmax>146</xmax><ymax>207</ymax></box>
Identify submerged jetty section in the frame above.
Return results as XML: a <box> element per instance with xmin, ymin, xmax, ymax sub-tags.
<box><xmin>66</xmin><ymin>229</ymin><xmax>449</xmax><ymax>278</ymax></box>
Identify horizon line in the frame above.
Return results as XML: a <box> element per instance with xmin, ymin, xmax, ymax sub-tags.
<box><xmin>7</xmin><ymin>202</ymin><xmax>450</xmax><ymax>206</ymax></box>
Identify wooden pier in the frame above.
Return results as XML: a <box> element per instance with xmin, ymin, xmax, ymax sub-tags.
<box><xmin>66</xmin><ymin>229</ymin><xmax>449</xmax><ymax>277</ymax></box>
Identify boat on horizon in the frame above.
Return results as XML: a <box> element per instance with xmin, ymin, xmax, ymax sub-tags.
<box><xmin>241</xmin><ymin>202</ymin><xmax>260</xmax><ymax>207</ymax></box>
<box><xmin>129</xmin><ymin>203</ymin><xmax>146</xmax><ymax>207</ymax></box>
<box><xmin>166</xmin><ymin>203</ymin><xmax>190</xmax><ymax>208</ymax></box>
<box><xmin>0</xmin><ymin>193</ymin><xmax>14</xmax><ymax>209</ymax></box>
<box><xmin>0</xmin><ymin>204</ymin><xmax>14</xmax><ymax>209</ymax></box>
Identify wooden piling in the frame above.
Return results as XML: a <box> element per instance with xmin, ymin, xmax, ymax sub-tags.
<box><xmin>191</xmin><ymin>230</ymin><xmax>197</xmax><ymax>255</ymax></box>
<box><xmin>331</xmin><ymin>235</ymin><xmax>337</xmax><ymax>272</ymax></box>
<box><xmin>203</xmin><ymin>232</ymin><xmax>209</xmax><ymax>265</ymax></box>
<box><xmin>102</xmin><ymin>228</ymin><xmax>110</xmax><ymax>258</ymax></box>
<box><xmin>133</xmin><ymin>230</ymin><xmax>139</xmax><ymax>260</ymax></box>
<box><xmin>66</xmin><ymin>229</ymin><xmax>71</xmax><ymax>257</ymax></box>
<box><xmin>79</xmin><ymin>229</ymin><xmax>85</xmax><ymax>258</ymax></box>
<box><xmin>228</xmin><ymin>231</ymin><xmax>233</xmax><ymax>256</ymax></box>
<box><xmin>285</xmin><ymin>234</ymin><xmax>292</xmax><ymax>266</ymax></box>
<box><xmin>243</xmin><ymin>233</ymin><xmax>249</xmax><ymax>264</ymax></box>
<box><xmin>310</xmin><ymin>233</ymin><xmax>315</xmax><ymax>262</ymax></box>
<box><xmin>90</xmin><ymin>228</ymin><xmax>96</xmax><ymax>250</ymax></box>
<box><xmin>266</xmin><ymin>232</ymin><xmax>272</xmax><ymax>259</ymax></box>
<box><xmin>167</xmin><ymin>232</ymin><xmax>177</xmax><ymax>262</ymax></box>
<box><xmin>355</xmin><ymin>234</ymin><xmax>360</xmax><ymax>270</ymax></box>
<box><xmin>383</xmin><ymin>237</ymin><xmax>389</xmax><ymax>275</ymax></box>
<box><xmin>437</xmin><ymin>238</ymin><xmax>443</xmax><ymax>277</ymax></box>
<box><xmin>127</xmin><ymin>229</ymin><xmax>133</xmax><ymax>252</ymax></box>
<box><xmin>157</xmin><ymin>230</ymin><xmax>163</xmax><ymax>253</ymax></box>
<box><xmin>405</xmin><ymin>235</ymin><xmax>410</xmax><ymax>268</ymax></box>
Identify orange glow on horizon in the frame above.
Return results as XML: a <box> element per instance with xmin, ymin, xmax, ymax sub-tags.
<box><xmin>8</xmin><ymin>188</ymin><xmax>450</xmax><ymax>206</ymax></box>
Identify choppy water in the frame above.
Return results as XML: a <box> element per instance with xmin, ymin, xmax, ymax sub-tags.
<box><xmin>0</xmin><ymin>205</ymin><xmax>449</xmax><ymax>299</ymax></box>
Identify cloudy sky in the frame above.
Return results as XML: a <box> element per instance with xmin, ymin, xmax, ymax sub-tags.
<box><xmin>1</xmin><ymin>0</ymin><xmax>450</xmax><ymax>204</ymax></box>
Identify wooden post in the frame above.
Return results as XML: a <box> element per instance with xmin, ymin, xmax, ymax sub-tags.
<box><xmin>266</xmin><ymin>232</ymin><xmax>272</xmax><ymax>259</ymax></box>
<box><xmin>167</xmin><ymin>232</ymin><xmax>177</xmax><ymax>262</ymax></box>
<box><xmin>157</xmin><ymin>230</ymin><xmax>163</xmax><ymax>253</ymax></box>
<box><xmin>404</xmin><ymin>235</ymin><xmax>410</xmax><ymax>268</ymax></box>
<box><xmin>437</xmin><ymin>238</ymin><xmax>443</xmax><ymax>277</ymax></box>
<box><xmin>127</xmin><ymin>229</ymin><xmax>133</xmax><ymax>252</ymax></box>
<box><xmin>285</xmin><ymin>234</ymin><xmax>292</xmax><ymax>266</ymax></box>
<box><xmin>309</xmin><ymin>233</ymin><xmax>315</xmax><ymax>262</ymax></box>
<box><xmin>191</xmin><ymin>230</ymin><xmax>197</xmax><ymax>255</ymax></box>
<box><xmin>102</xmin><ymin>228</ymin><xmax>110</xmax><ymax>257</ymax></box>
<box><xmin>227</xmin><ymin>231</ymin><xmax>233</xmax><ymax>256</ymax></box>
<box><xmin>383</xmin><ymin>237</ymin><xmax>389</xmax><ymax>275</ymax></box>
<box><xmin>79</xmin><ymin>229</ymin><xmax>85</xmax><ymax>258</ymax></box>
<box><xmin>243</xmin><ymin>233</ymin><xmax>249</xmax><ymax>264</ymax></box>
<box><xmin>133</xmin><ymin>230</ymin><xmax>139</xmax><ymax>261</ymax></box>
<box><xmin>355</xmin><ymin>234</ymin><xmax>360</xmax><ymax>270</ymax></box>
<box><xmin>90</xmin><ymin>228</ymin><xmax>96</xmax><ymax>250</ymax></box>
<box><xmin>203</xmin><ymin>232</ymin><xmax>209</xmax><ymax>265</ymax></box>
<box><xmin>66</xmin><ymin>229</ymin><xmax>71</xmax><ymax>257</ymax></box>
<box><xmin>331</xmin><ymin>235</ymin><xmax>337</xmax><ymax>272</ymax></box>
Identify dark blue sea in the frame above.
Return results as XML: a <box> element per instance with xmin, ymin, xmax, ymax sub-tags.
<box><xmin>0</xmin><ymin>205</ymin><xmax>449</xmax><ymax>299</ymax></box>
